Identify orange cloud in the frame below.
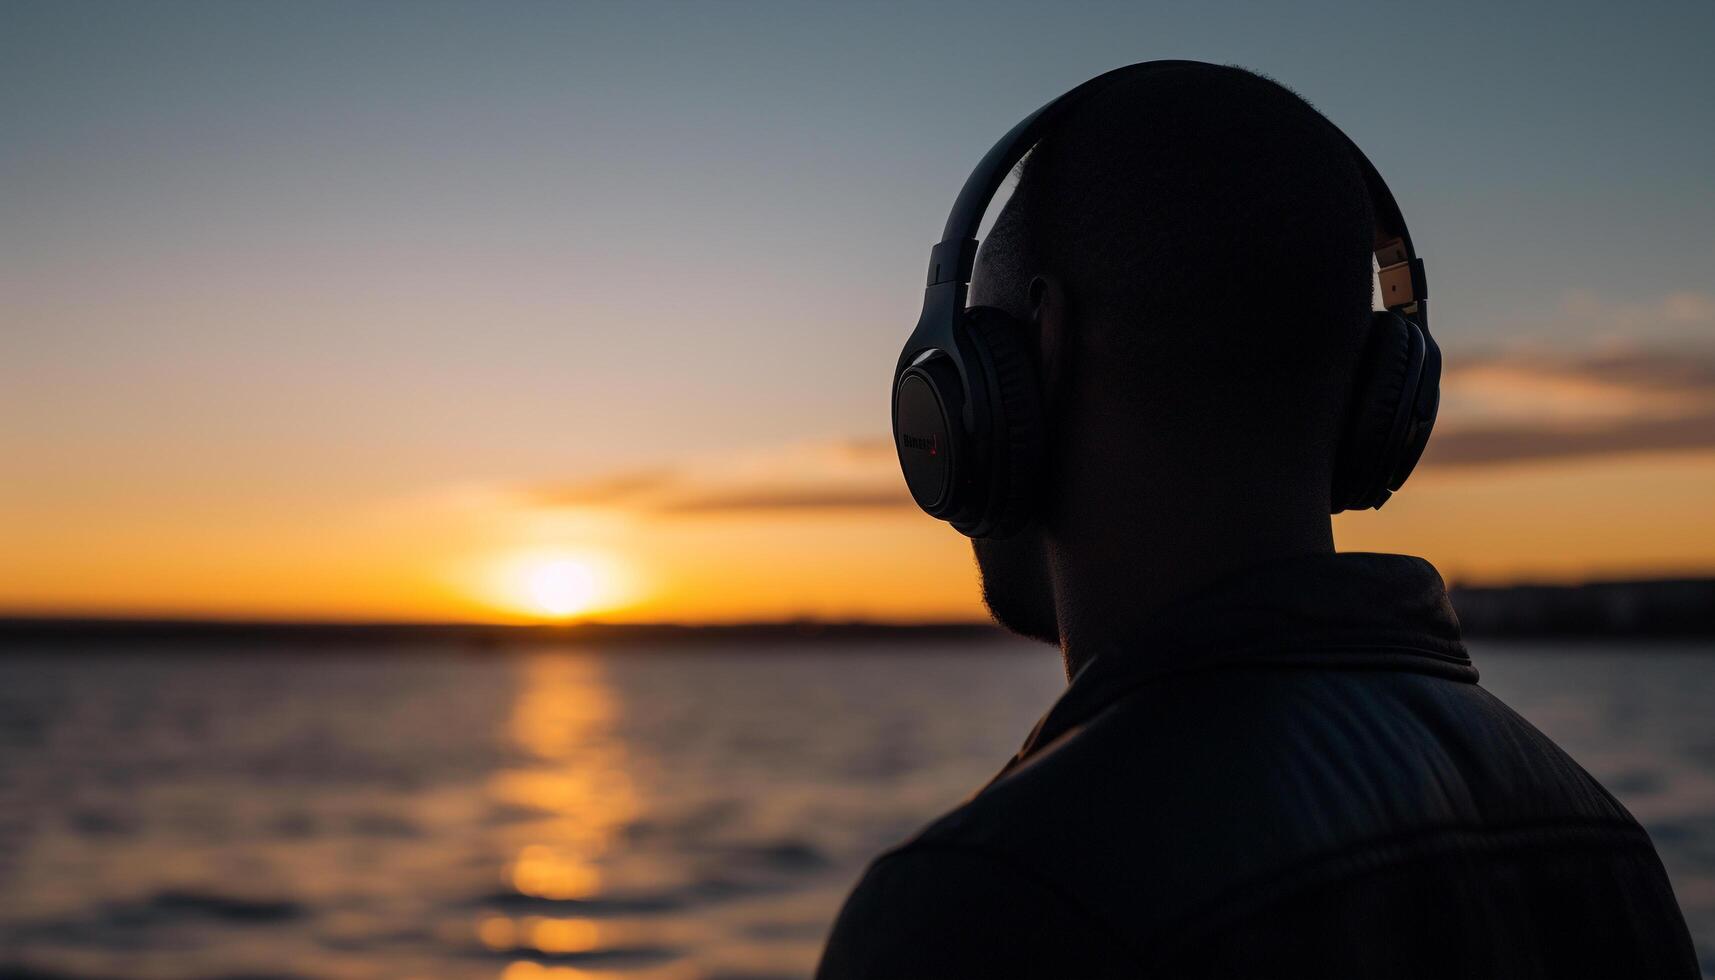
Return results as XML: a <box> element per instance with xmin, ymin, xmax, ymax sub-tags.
<box><xmin>1430</xmin><ymin>342</ymin><xmax>1715</xmax><ymax>467</ymax></box>
<box><xmin>520</xmin><ymin>439</ymin><xmax>910</xmax><ymax>517</ymax></box>
<box><xmin>510</xmin><ymin>342</ymin><xmax>1715</xmax><ymax>517</ymax></box>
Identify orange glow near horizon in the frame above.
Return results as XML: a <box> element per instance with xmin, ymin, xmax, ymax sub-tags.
<box><xmin>3</xmin><ymin>448</ymin><xmax>1715</xmax><ymax>624</ymax></box>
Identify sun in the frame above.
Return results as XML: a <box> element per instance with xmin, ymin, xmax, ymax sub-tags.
<box><xmin>467</xmin><ymin>549</ymin><xmax>634</xmax><ymax>621</ymax></box>
<box><xmin>525</xmin><ymin>558</ymin><xmax>600</xmax><ymax>618</ymax></box>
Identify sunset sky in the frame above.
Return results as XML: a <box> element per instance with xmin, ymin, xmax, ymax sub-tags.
<box><xmin>4</xmin><ymin>1</ymin><xmax>1713</xmax><ymax>623</ymax></box>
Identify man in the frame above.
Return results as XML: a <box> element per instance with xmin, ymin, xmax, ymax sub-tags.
<box><xmin>817</xmin><ymin>64</ymin><xmax>1696</xmax><ymax>978</ymax></box>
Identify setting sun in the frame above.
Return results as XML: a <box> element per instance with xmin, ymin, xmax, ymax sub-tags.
<box><xmin>464</xmin><ymin>550</ymin><xmax>637</xmax><ymax>622</ymax></box>
<box><xmin>526</xmin><ymin>559</ymin><xmax>598</xmax><ymax>617</ymax></box>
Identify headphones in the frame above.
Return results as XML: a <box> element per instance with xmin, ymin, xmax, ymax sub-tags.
<box><xmin>891</xmin><ymin>60</ymin><xmax>1441</xmax><ymax>539</ymax></box>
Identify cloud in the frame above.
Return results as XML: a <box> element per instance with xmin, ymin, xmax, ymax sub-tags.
<box><xmin>529</xmin><ymin>469</ymin><xmax>678</xmax><ymax>507</ymax></box>
<box><xmin>1661</xmin><ymin>291</ymin><xmax>1715</xmax><ymax>324</ymax></box>
<box><xmin>1557</xmin><ymin>288</ymin><xmax>1715</xmax><ymax>331</ymax></box>
<box><xmin>1427</xmin><ymin>341</ymin><xmax>1715</xmax><ymax>467</ymax></box>
<box><xmin>1427</xmin><ymin>411</ymin><xmax>1715</xmax><ymax>467</ymax></box>
<box><xmin>1452</xmin><ymin>343</ymin><xmax>1715</xmax><ymax>394</ymax></box>
<box><xmin>522</xmin><ymin>439</ymin><xmax>913</xmax><ymax>517</ymax></box>
<box><xmin>657</xmin><ymin>487</ymin><xmax>911</xmax><ymax>514</ymax></box>
<box><xmin>498</xmin><ymin>339</ymin><xmax>1715</xmax><ymax>521</ymax></box>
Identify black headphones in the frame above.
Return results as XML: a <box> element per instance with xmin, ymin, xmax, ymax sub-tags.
<box><xmin>891</xmin><ymin>60</ymin><xmax>1441</xmax><ymax>539</ymax></box>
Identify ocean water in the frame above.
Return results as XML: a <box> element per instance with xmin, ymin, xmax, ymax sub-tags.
<box><xmin>0</xmin><ymin>640</ymin><xmax>1710</xmax><ymax>980</ymax></box>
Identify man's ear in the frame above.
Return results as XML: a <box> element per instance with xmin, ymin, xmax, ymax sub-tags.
<box><xmin>1028</xmin><ymin>274</ymin><xmax>1071</xmax><ymax>410</ymax></box>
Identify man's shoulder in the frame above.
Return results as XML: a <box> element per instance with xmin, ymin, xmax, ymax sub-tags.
<box><xmin>900</xmin><ymin>665</ymin><xmax>1644</xmax><ymax>946</ymax></box>
<box><xmin>931</xmin><ymin>663</ymin><xmax>1631</xmax><ymax>832</ymax></box>
<box><xmin>815</xmin><ymin>841</ymin><xmax>1137</xmax><ymax>979</ymax></box>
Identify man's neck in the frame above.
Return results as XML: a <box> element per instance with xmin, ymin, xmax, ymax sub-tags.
<box><xmin>1049</xmin><ymin>511</ymin><xmax>1335</xmax><ymax>679</ymax></box>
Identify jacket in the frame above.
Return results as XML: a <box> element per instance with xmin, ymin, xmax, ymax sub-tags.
<box><xmin>817</xmin><ymin>552</ymin><xmax>1697</xmax><ymax>978</ymax></box>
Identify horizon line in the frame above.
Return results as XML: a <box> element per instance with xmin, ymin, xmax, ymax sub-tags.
<box><xmin>5</xmin><ymin>573</ymin><xmax>1715</xmax><ymax>645</ymax></box>
<box><xmin>6</xmin><ymin>570</ymin><xmax>1715</xmax><ymax>633</ymax></box>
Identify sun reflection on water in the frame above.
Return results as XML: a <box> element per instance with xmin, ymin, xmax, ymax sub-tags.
<box><xmin>498</xmin><ymin>962</ymin><xmax>603</xmax><ymax>980</ymax></box>
<box><xmin>487</xmin><ymin>655</ymin><xmax>640</xmax><ymax>952</ymax></box>
<box><xmin>508</xmin><ymin>843</ymin><xmax>603</xmax><ymax>901</ymax></box>
<box><xmin>479</xmin><ymin>915</ymin><xmax>602</xmax><ymax>954</ymax></box>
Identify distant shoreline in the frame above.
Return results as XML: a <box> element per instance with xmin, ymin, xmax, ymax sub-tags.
<box><xmin>0</xmin><ymin>617</ymin><xmax>1011</xmax><ymax>650</ymax></box>
<box><xmin>3</xmin><ymin>577</ymin><xmax>1712</xmax><ymax>648</ymax></box>
<box><xmin>1448</xmin><ymin>577</ymin><xmax>1715</xmax><ymax>639</ymax></box>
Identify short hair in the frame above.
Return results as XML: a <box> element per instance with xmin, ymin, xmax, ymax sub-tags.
<box><xmin>984</xmin><ymin>63</ymin><xmax>1376</xmax><ymax>464</ymax></box>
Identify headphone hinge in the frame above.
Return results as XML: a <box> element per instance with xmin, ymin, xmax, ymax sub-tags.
<box><xmin>1378</xmin><ymin>256</ymin><xmax>1426</xmax><ymax>311</ymax></box>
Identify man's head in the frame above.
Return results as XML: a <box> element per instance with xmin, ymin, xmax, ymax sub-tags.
<box><xmin>970</xmin><ymin>63</ymin><xmax>1376</xmax><ymax>648</ymax></box>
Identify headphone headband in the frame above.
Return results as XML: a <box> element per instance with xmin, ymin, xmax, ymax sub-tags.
<box><xmin>925</xmin><ymin>60</ymin><xmax>1429</xmax><ymax>336</ymax></box>
<box><xmin>893</xmin><ymin>60</ymin><xmax>1442</xmax><ymax>537</ymax></box>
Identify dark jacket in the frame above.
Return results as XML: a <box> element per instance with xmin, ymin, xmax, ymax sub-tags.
<box><xmin>817</xmin><ymin>553</ymin><xmax>1696</xmax><ymax>979</ymax></box>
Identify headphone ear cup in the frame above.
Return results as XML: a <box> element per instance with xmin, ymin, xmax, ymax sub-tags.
<box><xmin>959</xmin><ymin>307</ymin><xmax>1046</xmax><ymax>538</ymax></box>
<box><xmin>1388</xmin><ymin>329</ymin><xmax>1440</xmax><ymax>492</ymax></box>
<box><xmin>1332</xmin><ymin>311</ymin><xmax>1421</xmax><ymax>513</ymax></box>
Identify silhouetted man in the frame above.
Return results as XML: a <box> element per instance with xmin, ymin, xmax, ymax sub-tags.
<box><xmin>818</xmin><ymin>64</ymin><xmax>1696</xmax><ymax>979</ymax></box>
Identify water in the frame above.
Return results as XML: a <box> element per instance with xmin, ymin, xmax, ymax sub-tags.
<box><xmin>0</xmin><ymin>640</ymin><xmax>1710</xmax><ymax>979</ymax></box>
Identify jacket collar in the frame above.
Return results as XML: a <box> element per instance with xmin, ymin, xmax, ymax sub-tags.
<box><xmin>1009</xmin><ymin>552</ymin><xmax>1474</xmax><ymax>769</ymax></box>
